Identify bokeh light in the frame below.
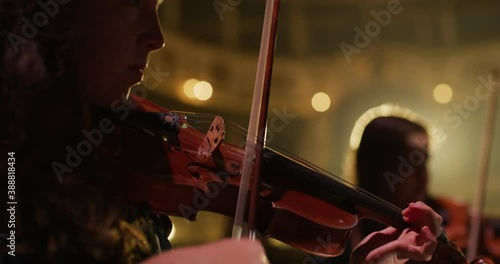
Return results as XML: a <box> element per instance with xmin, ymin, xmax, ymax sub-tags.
<box><xmin>311</xmin><ymin>92</ymin><xmax>331</xmax><ymax>112</ymax></box>
<box><xmin>183</xmin><ymin>78</ymin><xmax>199</xmax><ymax>99</ymax></box>
<box><xmin>194</xmin><ymin>81</ymin><xmax>213</xmax><ymax>101</ymax></box>
<box><xmin>433</xmin><ymin>83</ymin><xmax>453</xmax><ymax>104</ymax></box>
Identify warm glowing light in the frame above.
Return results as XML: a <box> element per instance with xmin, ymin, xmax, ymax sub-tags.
<box><xmin>349</xmin><ymin>104</ymin><xmax>421</xmax><ymax>150</ymax></box>
<box><xmin>183</xmin><ymin>79</ymin><xmax>198</xmax><ymax>99</ymax></box>
<box><xmin>168</xmin><ymin>224</ymin><xmax>176</xmax><ymax>240</ymax></box>
<box><xmin>194</xmin><ymin>81</ymin><xmax>213</xmax><ymax>101</ymax></box>
<box><xmin>311</xmin><ymin>92</ymin><xmax>331</xmax><ymax>112</ymax></box>
<box><xmin>433</xmin><ymin>83</ymin><xmax>453</xmax><ymax>104</ymax></box>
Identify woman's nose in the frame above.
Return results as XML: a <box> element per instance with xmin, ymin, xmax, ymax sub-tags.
<box><xmin>138</xmin><ymin>17</ymin><xmax>165</xmax><ymax>52</ymax></box>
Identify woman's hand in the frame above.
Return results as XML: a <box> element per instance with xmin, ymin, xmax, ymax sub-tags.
<box><xmin>351</xmin><ymin>201</ymin><xmax>443</xmax><ymax>264</ymax></box>
<box><xmin>402</xmin><ymin>201</ymin><xmax>442</xmax><ymax>238</ymax></box>
<box><xmin>142</xmin><ymin>238</ymin><xmax>268</xmax><ymax>264</ymax></box>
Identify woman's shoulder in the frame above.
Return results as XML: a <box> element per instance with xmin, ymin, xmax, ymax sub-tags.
<box><xmin>13</xmin><ymin>184</ymin><xmax>172</xmax><ymax>263</ymax></box>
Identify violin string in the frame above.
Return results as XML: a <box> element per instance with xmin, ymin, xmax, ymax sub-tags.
<box><xmin>174</xmin><ymin>112</ymin><xmax>403</xmax><ymax>215</ymax></box>
<box><xmin>267</xmin><ymin>144</ymin><xmax>404</xmax><ymax>214</ymax></box>
<box><xmin>170</xmin><ymin>111</ymin><xmax>248</xmax><ymax>135</ymax></box>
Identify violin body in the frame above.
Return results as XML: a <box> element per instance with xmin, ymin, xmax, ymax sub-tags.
<box><xmin>98</xmin><ymin>97</ymin><xmax>355</xmax><ymax>257</ymax></box>
<box><xmin>428</xmin><ymin>196</ymin><xmax>470</xmax><ymax>249</ymax></box>
<box><xmin>93</xmin><ymin>95</ymin><xmax>493</xmax><ymax>263</ymax></box>
<box><xmin>427</xmin><ymin>197</ymin><xmax>500</xmax><ymax>262</ymax></box>
<box><xmin>484</xmin><ymin>219</ymin><xmax>500</xmax><ymax>261</ymax></box>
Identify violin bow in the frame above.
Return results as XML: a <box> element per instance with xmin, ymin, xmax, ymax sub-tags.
<box><xmin>232</xmin><ymin>0</ymin><xmax>281</xmax><ymax>239</ymax></box>
<box><xmin>466</xmin><ymin>70</ymin><xmax>499</xmax><ymax>260</ymax></box>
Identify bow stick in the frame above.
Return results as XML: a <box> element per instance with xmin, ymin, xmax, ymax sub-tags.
<box><xmin>466</xmin><ymin>70</ymin><xmax>499</xmax><ymax>260</ymax></box>
<box><xmin>232</xmin><ymin>0</ymin><xmax>281</xmax><ymax>240</ymax></box>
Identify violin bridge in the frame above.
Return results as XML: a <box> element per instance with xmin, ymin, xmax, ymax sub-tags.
<box><xmin>197</xmin><ymin>116</ymin><xmax>225</xmax><ymax>161</ymax></box>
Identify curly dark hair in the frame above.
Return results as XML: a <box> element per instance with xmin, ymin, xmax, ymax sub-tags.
<box><xmin>1</xmin><ymin>1</ymin><xmax>160</xmax><ymax>262</ymax></box>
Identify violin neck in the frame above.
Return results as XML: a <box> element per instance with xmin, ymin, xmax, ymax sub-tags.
<box><xmin>261</xmin><ymin>147</ymin><xmax>472</xmax><ymax>263</ymax></box>
<box><xmin>261</xmin><ymin>147</ymin><xmax>408</xmax><ymax>229</ymax></box>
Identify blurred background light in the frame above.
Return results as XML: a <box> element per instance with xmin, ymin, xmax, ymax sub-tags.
<box><xmin>311</xmin><ymin>92</ymin><xmax>331</xmax><ymax>112</ymax></box>
<box><xmin>168</xmin><ymin>224</ymin><xmax>176</xmax><ymax>240</ymax></box>
<box><xmin>433</xmin><ymin>83</ymin><xmax>453</xmax><ymax>104</ymax></box>
<box><xmin>183</xmin><ymin>78</ymin><xmax>199</xmax><ymax>99</ymax></box>
<box><xmin>194</xmin><ymin>81</ymin><xmax>213</xmax><ymax>101</ymax></box>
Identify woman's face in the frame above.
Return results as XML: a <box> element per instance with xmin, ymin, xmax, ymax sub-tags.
<box><xmin>389</xmin><ymin>132</ymin><xmax>429</xmax><ymax>208</ymax></box>
<box><xmin>71</xmin><ymin>0</ymin><xmax>164</xmax><ymax>106</ymax></box>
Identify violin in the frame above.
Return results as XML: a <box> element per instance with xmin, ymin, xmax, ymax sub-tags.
<box><xmin>91</xmin><ymin>95</ymin><xmax>494</xmax><ymax>264</ymax></box>
<box><xmin>484</xmin><ymin>219</ymin><xmax>500</xmax><ymax>260</ymax></box>
<box><xmin>427</xmin><ymin>196</ymin><xmax>500</xmax><ymax>262</ymax></box>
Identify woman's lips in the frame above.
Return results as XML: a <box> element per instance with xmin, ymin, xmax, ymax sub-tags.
<box><xmin>128</xmin><ymin>65</ymin><xmax>145</xmax><ymax>76</ymax></box>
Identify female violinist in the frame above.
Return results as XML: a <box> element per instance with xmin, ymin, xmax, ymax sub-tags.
<box><xmin>346</xmin><ymin>109</ymin><xmax>472</xmax><ymax>260</ymax></box>
<box><xmin>1</xmin><ymin>0</ymin><xmax>443</xmax><ymax>263</ymax></box>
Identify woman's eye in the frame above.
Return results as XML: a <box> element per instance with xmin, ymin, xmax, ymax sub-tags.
<box><xmin>129</xmin><ymin>0</ymin><xmax>144</xmax><ymax>8</ymax></box>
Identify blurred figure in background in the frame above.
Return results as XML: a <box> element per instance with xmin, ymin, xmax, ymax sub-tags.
<box><xmin>344</xmin><ymin>105</ymin><xmax>470</xmax><ymax>256</ymax></box>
